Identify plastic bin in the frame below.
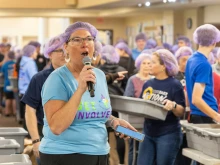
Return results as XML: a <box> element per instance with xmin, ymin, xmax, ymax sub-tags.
<box><xmin>0</xmin><ymin>154</ymin><xmax>32</xmax><ymax>165</ymax></box>
<box><xmin>0</xmin><ymin>139</ymin><xmax>20</xmax><ymax>155</ymax></box>
<box><xmin>110</xmin><ymin>95</ymin><xmax>167</xmax><ymax>121</ymax></box>
<box><xmin>0</xmin><ymin>128</ymin><xmax>28</xmax><ymax>153</ymax></box>
<box><xmin>181</xmin><ymin>122</ymin><xmax>220</xmax><ymax>159</ymax></box>
<box><xmin>118</xmin><ymin>113</ymin><xmax>144</xmax><ymax>129</ymax></box>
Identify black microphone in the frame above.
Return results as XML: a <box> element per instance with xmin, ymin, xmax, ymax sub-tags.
<box><xmin>82</xmin><ymin>56</ymin><xmax>95</xmax><ymax>97</ymax></box>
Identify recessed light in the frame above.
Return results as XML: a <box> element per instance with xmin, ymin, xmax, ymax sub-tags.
<box><xmin>138</xmin><ymin>3</ymin><xmax>142</xmax><ymax>7</ymax></box>
<box><xmin>163</xmin><ymin>0</ymin><xmax>167</xmax><ymax>3</ymax></box>
<box><xmin>145</xmin><ymin>1</ymin><xmax>151</xmax><ymax>6</ymax></box>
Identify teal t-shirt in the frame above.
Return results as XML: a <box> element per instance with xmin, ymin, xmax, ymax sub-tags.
<box><xmin>39</xmin><ymin>65</ymin><xmax>112</xmax><ymax>155</ymax></box>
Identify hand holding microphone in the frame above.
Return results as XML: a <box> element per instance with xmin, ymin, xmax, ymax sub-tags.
<box><xmin>79</xmin><ymin>56</ymin><xmax>96</xmax><ymax>97</ymax></box>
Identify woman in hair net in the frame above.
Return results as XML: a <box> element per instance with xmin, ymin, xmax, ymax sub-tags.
<box><xmin>39</xmin><ymin>22</ymin><xmax>136</xmax><ymax>165</ymax></box>
<box><xmin>132</xmin><ymin>33</ymin><xmax>147</xmax><ymax>60</ymax></box>
<box><xmin>124</xmin><ymin>53</ymin><xmax>152</xmax><ymax>165</ymax></box>
<box><xmin>115</xmin><ymin>42</ymin><xmax>134</xmax><ymax>77</ymax></box>
<box><xmin>185</xmin><ymin>24</ymin><xmax>220</xmax><ymax>124</ymax></box>
<box><xmin>137</xmin><ymin>49</ymin><xmax>185</xmax><ymax>165</ymax></box>
<box><xmin>175</xmin><ymin>46</ymin><xmax>193</xmax><ymax>87</ymax></box>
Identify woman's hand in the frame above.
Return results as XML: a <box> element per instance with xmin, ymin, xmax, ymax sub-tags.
<box><xmin>78</xmin><ymin>65</ymin><xmax>96</xmax><ymax>93</ymax></box>
<box><xmin>162</xmin><ymin>99</ymin><xmax>175</xmax><ymax>111</ymax></box>
<box><xmin>112</xmin><ymin>118</ymin><xmax>137</xmax><ymax>140</ymax></box>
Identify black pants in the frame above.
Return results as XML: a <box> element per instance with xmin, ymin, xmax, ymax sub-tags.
<box><xmin>40</xmin><ymin>152</ymin><xmax>109</xmax><ymax>165</ymax></box>
<box><xmin>190</xmin><ymin>114</ymin><xmax>215</xmax><ymax>124</ymax></box>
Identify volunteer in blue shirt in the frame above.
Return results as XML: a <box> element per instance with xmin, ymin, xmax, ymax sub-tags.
<box><xmin>18</xmin><ymin>45</ymin><xmax>38</xmax><ymax>125</ymax></box>
<box><xmin>185</xmin><ymin>24</ymin><xmax>220</xmax><ymax>124</ymax></box>
<box><xmin>132</xmin><ymin>33</ymin><xmax>147</xmax><ymax>60</ymax></box>
<box><xmin>1</xmin><ymin>51</ymin><xmax>16</xmax><ymax>116</ymax></box>
<box><xmin>21</xmin><ymin>34</ymin><xmax>67</xmax><ymax>165</ymax></box>
<box><xmin>39</xmin><ymin>22</ymin><xmax>136</xmax><ymax>165</ymax></box>
<box><xmin>137</xmin><ymin>49</ymin><xmax>185</xmax><ymax>165</ymax></box>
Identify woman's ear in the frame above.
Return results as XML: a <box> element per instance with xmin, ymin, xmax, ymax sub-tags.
<box><xmin>63</xmin><ymin>43</ymin><xmax>68</xmax><ymax>54</ymax></box>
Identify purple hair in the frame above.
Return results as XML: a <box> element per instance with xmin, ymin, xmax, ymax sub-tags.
<box><xmin>94</xmin><ymin>41</ymin><xmax>102</xmax><ymax>57</ymax></box>
<box><xmin>64</xmin><ymin>22</ymin><xmax>98</xmax><ymax>42</ymax></box>
<box><xmin>193</xmin><ymin>24</ymin><xmax>220</xmax><ymax>46</ymax></box>
<box><xmin>145</xmin><ymin>38</ymin><xmax>157</xmax><ymax>49</ymax></box>
<box><xmin>135</xmin><ymin>33</ymin><xmax>147</xmax><ymax>42</ymax></box>
<box><xmin>115</xmin><ymin>42</ymin><xmax>132</xmax><ymax>55</ymax></box>
<box><xmin>28</xmin><ymin>41</ymin><xmax>41</xmax><ymax>48</ymax></box>
<box><xmin>43</xmin><ymin>34</ymin><xmax>66</xmax><ymax>58</ymax></box>
<box><xmin>22</xmin><ymin>45</ymin><xmax>36</xmax><ymax>57</ymax></box>
<box><xmin>177</xmin><ymin>36</ymin><xmax>191</xmax><ymax>46</ymax></box>
<box><xmin>175</xmin><ymin>46</ymin><xmax>193</xmax><ymax>62</ymax></box>
<box><xmin>155</xmin><ymin>49</ymin><xmax>179</xmax><ymax>76</ymax></box>
<box><xmin>135</xmin><ymin>53</ymin><xmax>151</xmax><ymax>69</ymax></box>
<box><xmin>101</xmin><ymin>45</ymin><xmax>120</xmax><ymax>64</ymax></box>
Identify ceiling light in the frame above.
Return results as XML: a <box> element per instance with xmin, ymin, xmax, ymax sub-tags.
<box><xmin>138</xmin><ymin>3</ymin><xmax>142</xmax><ymax>7</ymax></box>
<box><xmin>145</xmin><ymin>1</ymin><xmax>151</xmax><ymax>6</ymax></box>
<box><xmin>163</xmin><ymin>0</ymin><xmax>167</xmax><ymax>3</ymax></box>
<box><xmin>168</xmin><ymin>0</ymin><xmax>176</xmax><ymax>2</ymax></box>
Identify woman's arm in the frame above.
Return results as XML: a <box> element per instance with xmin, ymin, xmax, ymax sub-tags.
<box><xmin>44</xmin><ymin>88</ymin><xmax>84</xmax><ymax>135</ymax></box>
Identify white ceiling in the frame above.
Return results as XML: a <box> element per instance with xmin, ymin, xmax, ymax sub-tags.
<box><xmin>83</xmin><ymin>0</ymin><xmax>220</xmax><ymax>10</ymax></box>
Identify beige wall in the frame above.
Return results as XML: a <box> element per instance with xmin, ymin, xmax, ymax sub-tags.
<box><xmin>71</xmin><ymin>18</ymin><xmax>126</xmax><ymax>44</ymax></box>
<box><xmin>204</xmin><ymin>5</ymin><xmax>220</xmax><ymax>24</ymax></box>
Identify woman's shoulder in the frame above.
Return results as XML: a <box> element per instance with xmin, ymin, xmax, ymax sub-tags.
<box><xmin>94</xmin><ymin>68</ymin><xmax>106</xmax><ymax>78</ymax></box>
<box><xmin>170</xmin><ymin>77</ymin><xmax>183</xmax><ymax>88</ymax></box>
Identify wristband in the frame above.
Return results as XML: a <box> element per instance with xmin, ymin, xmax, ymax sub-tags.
<box><xmin>32</xmin><ymin>139</ymin><xmax>40</xmax><ymax>144</ymax></box>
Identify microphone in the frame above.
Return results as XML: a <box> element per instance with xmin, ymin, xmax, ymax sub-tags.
<box><xmin>82</xmin><ymin>56</ymin><xmax>95</xmax><ymax>97</ymax></box>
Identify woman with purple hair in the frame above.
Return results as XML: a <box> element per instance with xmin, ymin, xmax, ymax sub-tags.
<box><xmin>137</xmin><ymin>49</ymin><xmax>185</xmax><ymax>165</ymax></box>
<box><xmin>124</xmin><ymin>53</ymin><xmax>152</xmax><ymax>165</ymax></box>
<box><xmin>99</xmin><ymin>44</ymin><xmax>127</xmax><ymax>165</ymax></box>
<box><xmin>115</xmin><ymin>42</ymin><xmax>135</xmax><ymax>77</ymax></box>
<box><xmin>175</xmin><ymin>46</ymin><xmax>193</xmax><ymax>87</ymax></box>
<box><xmin>39</xmin><ymin>22</ymin><xmax>136</xmax><ymax>165</ymax></box>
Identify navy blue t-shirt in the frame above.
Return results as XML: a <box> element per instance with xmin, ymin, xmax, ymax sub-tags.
<box><xmin>185</xmin><ymin>52</ymin><xmax>218</xmax><ymax>116</ymax></box>
<box><xmin>21</xmin><ymin>65</ymin><xmax>54</xmax><ymax>125</ymax></box>
<box><xmin>140</xmin><ymin>77</ymin><xmax>185</xmax><ymax>137</ymax></box>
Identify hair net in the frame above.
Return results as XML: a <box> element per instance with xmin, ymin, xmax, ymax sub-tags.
<box><xmin>163</xmin><ymin>43</ymin><xmax>172</xmax><ymax>51</ymax></box>
<box><xmin>193</xmin><ymin>24</ymin><xmax>220</xmax><ymax>46</ymax></box>
<box><xmin>155</xmin><ymin>49</ymin><xmax>179</xmax><ymax>76</ymax></box>
<box><xmin>28</xmin><ymin>41</ymin><xmax>41</xmax><ymax>48</ymax></box>
<box><xmin>94</xmin><ymin>40</ymin><xmax>102</xmax><ymax>57</ymax></box>
<box><xmin>22</xmin><ymin>45</ymin><xmax>36</xmax><ymax>57</ymax></box>
<box><xmin>101</xmin><ymin>45</ymin><xmax>120</xmax><ymax>64</ymax></box>
<box><xmin>64</xmin><ymin>22</ymin><xmax>98</xmax><ymax>41</ymax></box>
<box><xmin>43</xmin><ymin>34</ymin><xmax>66</xmax><ymax>58</ymax></box>
<box><xmin>175</xmin><ymin>46</ymin><xmax>193</xmax><ymax>62</ymax></box>
<box><xmin>177</xmin><ymin>36</ymin><xmax>191</xmax><ymax>46</ymax></box>
<box><xmin>135</xmin><ymin>33</ymin><xmax>147</xmax><ymax>42</ymax></box>
<box><xmin>7</xmin><ymin>51</ymin><xmax>15</xmax><ymax>59</ymax></box>
<box><xmin>115</xmin><ymin>38</ymin><xmax>128</xmax><ymax>45</ymax></box>
<box><xmin>135</xmin><ymin>53</ymin><xmax>151</xmax><ymax>69</ymax></box>
<box><xmin>146</xmin><ymin>38</ymin><xmax>157</xmax><ymax>49</ymax></box>
<box><xmin>115</xmin><ymin>42</ymin><xmax>132</xmax><ymax>55</ymax></box>
<box><xmin>141</xmin><ymin>49</ymin><xmax>153</xmax><ymax>55</ymax></box>
<box><xmin>171</xmin><ymin>44</ymin><xmax>179</xmax><ymax>54</ymax></box>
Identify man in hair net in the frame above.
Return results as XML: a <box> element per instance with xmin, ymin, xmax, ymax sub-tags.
<box><xmin>177</xmin><ymin>36</ymin><xmax>191</xmax><ymax>48</ymax></box>
<box><xmin>132</xmin><ymin>33</ymin><xmax>147</xmax><ymax>60</ymax></box>
<box><xmin>185</xmin><ymin>24</ymin><xmax>220</xmax><ymax>124</ymax></box>
<box><xmin>21</xmin><ymin>34</ymin><xmax>67</xmax><ymax>165</ymax></box>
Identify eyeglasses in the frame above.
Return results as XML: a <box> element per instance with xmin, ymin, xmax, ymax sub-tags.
<box><xmin>67</xmin><ymin>36</ymin><xmax>95</xmax><ymax>46</ymax></box>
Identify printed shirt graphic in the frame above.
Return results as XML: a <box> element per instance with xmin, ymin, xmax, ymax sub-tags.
<box><xmin>140</xmin><ymin>77</ymin><xmax>185</xmax><ymax>136</ymax></box>
<box><xmin>40</xmin><ymin>65</ymin><xmax>112</xmax><ymax>155</ymax></box>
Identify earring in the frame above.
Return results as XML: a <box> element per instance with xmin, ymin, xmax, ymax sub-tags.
<box><xmin>93</xmin><ymin>52</ymin><xmax>97</xmax><ymax>60</ymax></box>
<box><xmin>65</xmin><ymin>53</ymin><xmax>70</xmax><ymax>62</ymax></box>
